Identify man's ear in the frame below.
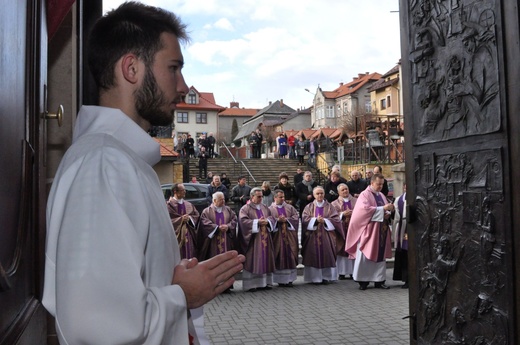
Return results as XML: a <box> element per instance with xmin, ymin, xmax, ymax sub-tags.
<box><xmin>121</xmin><ymin>54</ymin><xmax>141</xmax><ymax>84</ymax></box>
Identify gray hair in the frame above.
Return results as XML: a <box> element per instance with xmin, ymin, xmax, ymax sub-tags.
<box><xmin>250</xmin><ymin>187</ymin><xmax>262</xmax><ymax>197</ymax></box>
<box><xmin>212</xmin><ymin>191</ymin><xmax>224</xmax><ymax>201</ymax></box>
<box><xmin>338</xmin><ymin>183</ymin><xmax>348</xmax><ymax>189</ymax></box>
<box><xmin>313</xmin><ymin>186</ymin><xmax>324</xmax><ymax>193</ymax></box>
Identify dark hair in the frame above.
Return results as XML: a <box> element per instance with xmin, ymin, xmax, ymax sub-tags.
<box><xmin>88</xmin><ymin>1</ymin><xmax>190</xmax><ymax>90</ymax></box>
<box><xmin>237</xmin><ymin>175</ymin><xmax>246</xmax><ymax>181</ymax></box>
<box><xmin>279</xmin><ymin>172</ymin><xmax>289</xmax><ymax>180</ymax></box>
<box><xmin>374</xmin><ymin>165</ymin><xmax>383</xmax><ymax>173</ymax></box>
<box><xmin>274</xmin><ymin>189</ymin><xmax>285</xmax><ymax>196</ymax></box>
<box><xmin>371</xmin><ymin>173</ymin><xmax>385</xmax><ymax>182</ymax></box>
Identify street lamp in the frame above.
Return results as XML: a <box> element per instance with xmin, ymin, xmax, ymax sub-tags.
<box><xmin>305</xmin><ymin>88</ymin><xmax>317</xmax><ymax>128</ymax></box>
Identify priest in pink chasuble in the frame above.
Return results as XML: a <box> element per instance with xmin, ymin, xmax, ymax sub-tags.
<box><xmin>331</xmin><ymin>183</ymin><xmax>357</xmax><ymax>280</ymax></box>
<box><xmin>167</xmin><ymin>183</ymin><xmax>200</xmax><ymax>259</ymax></box>
<box><xmin>346</xmin><ymin>174</ymin><xmax>394</xmax><ymax>290</ymax></box>
<box><xmin>301</xmin><ymin>186</ymin><xmax>342</xmax><ymax>284</ymax></box>
<box><xmin>238</xmin><ymin>187</ymin><xmax>276</xmax><ymax>292</ymax></box>
<box><xmin>198</xmin><ymin>191</ymin><xmax>237</xmax><ymax>261</ymax></box>
<box><xmin>269</xmin><ymin>189</ymin><xmax>300</xmax><ymax>287</ymax></box>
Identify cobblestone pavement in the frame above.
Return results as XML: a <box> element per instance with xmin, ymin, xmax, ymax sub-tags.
<box><xmin>203</xmin><ymin>269</ymin><xmax>410</xmax><ymax>345</ymax></box>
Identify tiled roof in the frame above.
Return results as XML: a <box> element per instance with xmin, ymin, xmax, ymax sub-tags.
<box><xmin>381</xmin><ymin>64</ymin><xmax>400</xmax><ymax>78</ymax></box>
<box><xmin>154</xmin><ymin>138</ymin><xmax>179</xmax><ymax>158</ymax></box>
<box><xmin>262</xmin><ymin>107</ymin><xmax>312</xmax><ymax>126</ymax></box>
<box><xmin>310</xmin><ymin>127</ymin><xmax>337</xmax><ymax>139</ymax></box>
<box><xmin>298</xmin><ymin>129</ymin><xmax>317</xmax><ymax>139</ymax></box>
<box><xmin>176</xmin><ymin>86</ymin><xmax>224</xmax><ymax>111</ymax></box>
<box><xmin>244</xmin><ymin>100</ymin><xmax>296</xmax><ymax>124</ymax></box>
<box><xmin>218</xmin><ymin>107</ymin><xmax>259</xmax><ymax>117</ymax></box>
<box><xmin>322</xmin><ymin>72</ymin><xmax>382</xmax><ymax>99</ymax></box>
<box><xmin>367</xmin><ymin>77</ymin><xmax>399</xmax><ymax>92</ymax></box>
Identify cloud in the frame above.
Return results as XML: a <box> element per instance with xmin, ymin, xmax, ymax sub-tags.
<box><xmin>102</xmin><ymin>0</ymin><xmax>402</xmax><ymax>109</ymax></box>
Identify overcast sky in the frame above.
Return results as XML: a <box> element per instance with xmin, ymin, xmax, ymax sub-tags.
<box><xmin>103</xmin><ymin>0</ymin><xmax>402</xmax><ymax>110</ymax></box>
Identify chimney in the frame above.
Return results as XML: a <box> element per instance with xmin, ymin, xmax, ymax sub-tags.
<box><xmin>366</xmin><ymin>72</ymin><xmax>369</xmax><ymax>75</ymax></box>
<box><xmin>269</xmin><ymin>101</ymin><xmax>272</xmax><ymax>105</ymax></box>
<box><xmin>280</xmin><ymin>99</ymin><xmax>284</xmax><ymax>107</ymax></box>
<box><xmin>358</xmin><ymin>73</ymin><xmax>365</xmax><ymax>78</ymax></box>
<box><xmin>353</xmin><ymin>77</ymin><xmax>358</xmax><ymax>81</ymax></box>
<box><xmin>230</xmin><ymin>101</ymin><xmax>239</xmax><ymax>108</ymax></box>
<box><xmin>339</xmin><ymin>82</ymin><xmax>344</xmax><ymax>86</ymax></box>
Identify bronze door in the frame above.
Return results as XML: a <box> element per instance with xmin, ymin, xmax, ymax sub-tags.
<box><xmin>400</xmin><ymin>0</ymin><xmax>520</xmax><ymax>343</ymax></box>
<box><xmin>0</xmin><ymin>1</ymin><xmax>48</xmax><ymax>344</ymax></box>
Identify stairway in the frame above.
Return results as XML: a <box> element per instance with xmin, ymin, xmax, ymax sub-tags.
<box><xmin>189</xmin><ymin>157</ymin><xmax>311</xmax><ymax>188</ymax></box>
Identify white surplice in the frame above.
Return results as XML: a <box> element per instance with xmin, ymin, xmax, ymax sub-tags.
<box><xmin>43</xmin><ymin>106</ymin><xmax>192</xmax><ymax>345</ymax></box>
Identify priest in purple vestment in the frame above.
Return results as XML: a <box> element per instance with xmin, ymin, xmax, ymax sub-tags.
<box><xmin>345</xmin><ymin>174</ymin><xmax>394</xmax><ymax>290</ymax></box>
<box><xmin>167</xmin><ymin>183</ymin><xmax>200</xmax><ymax>260</ymax></box>
<box><xmin>269</xmin><ymin>189</ymin><xmax>300</xmax><ymax>287</ymax></box>
<box><xmin>238</xmin><ymin>187</ymin><xmax>276</xmax><ymax>292</ymax></box>
<box><xmin>301</xmin><ymin>186</ymin><xmax>342</xmax><ymax>284</ymax></box>
<box><xmin>198</xmin><ymin>191</ymin><xmax>237</xmax><ymax>261</ymax></box>
<box><xmin>331</xmin><ymin>183</ymin><xmax>357</xmax><ymax>280</ymax></box>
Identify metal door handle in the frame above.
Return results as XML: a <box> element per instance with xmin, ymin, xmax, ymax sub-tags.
<box><xmin>44</xmin><ymin>104</ymin><xmax>63</xmax><ymax>127</ymax></box>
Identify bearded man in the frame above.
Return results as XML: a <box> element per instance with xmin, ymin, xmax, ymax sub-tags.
<box><xmin>168</xmin><ymin>183</ymin><xmax>200</xmax><ymax>259</ymax></box>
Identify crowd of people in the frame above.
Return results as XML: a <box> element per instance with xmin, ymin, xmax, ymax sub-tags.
<box><xmin>168</xmin><ymin>165</ymin><xmax>408</xmax><ymax>293</ymax></box>
<box><xmin>248</xmin><ymin>129</ymin><xmax>335</xmax><ymax>164</ymax></box>
<box><xmin>173</xmin><ymin>131</ymin><xmax>217</xmax><ymax>160</ymax></box>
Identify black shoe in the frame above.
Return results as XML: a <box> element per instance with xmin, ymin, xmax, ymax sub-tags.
<box><xmin>401</xmin><ymin>283</ymin><xmax>409</xmax><ymax>289</ymax></box>
<box><xmin>339</xmin><ymin>275</ymin><xmax>347</xmax><ymax>280</ymax></box>
<box><xmin>222</xmin><ymin>288</ymin><xmax>233</xmax><ymax>294</ymax></box>
<box><xmin>322</xmin><ymin>280</ymin><xmax>330</xmax><ymax>285</ymax></box>
<box><xmin>262</xmin><ymin>285</ymin><xmax>273</xmax><ymax>290</ymax></box>
<box><xmin>375</xmin><ymin>283</ymin><xmax>390</xmax><ymax>289</ymax></box>
<box><xmin>247</xmin><ymin>288</ymin><xmax>257</xmax><ymax>292</ymax></box>
<box><xmin>358</xmin><ymin>282</ymin><xmax>368</xmax><ymax>290</ymax></box>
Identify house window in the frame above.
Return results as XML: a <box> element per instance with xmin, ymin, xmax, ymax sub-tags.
<box><xmin>387</xmin><ymin>95</ymin><xmax>391</xmax><ymax>108</ymax></box>
<box><xmin>380</xmin><ymin>98</ymin><xmax>387</xmax><ymax>110</ymax></box>
<box><xmin>196</xmin><ymin>113</ymin><xmax>207</xmax><ymax>124</ymax></box>
<box><xmin>177</xmin><ymin>112</ymin><xmax>188</xmax><ymax>123</ymax></box>
<box><xmin>365</xmin><ymin>100</ymin><xmax>371</xmax><ymax>113</ymax></box>
<box><xmin>326</xmin><ymin>105</ymin><xmax>334</xmax><ymax>118</ymax></box>
<box><xmin>188</xmin><ymin>90</ymin><xmax>197</xmax><ymax>104</ymax></box>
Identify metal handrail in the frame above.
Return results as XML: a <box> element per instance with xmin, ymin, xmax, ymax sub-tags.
<box><xmin>240</xmin><ymin>161</ymin><xmax>257</xmax><ymax>183</ymax></box>
<box><xmin>220</xmin><ymin>142</ymin><xmax>238</xmax><ymax>164</ymax></box>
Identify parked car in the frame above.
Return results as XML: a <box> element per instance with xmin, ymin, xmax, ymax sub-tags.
<box><xmin>161</xmin><ymin>183</ymin><xmax>210</xmax><ymax>214</ymax></box>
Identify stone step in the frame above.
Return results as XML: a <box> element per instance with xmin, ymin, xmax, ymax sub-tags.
<box><xmin>190</xmin><ymin>157</ymin><xmax>308</xmax><ymax>187</ymax></box>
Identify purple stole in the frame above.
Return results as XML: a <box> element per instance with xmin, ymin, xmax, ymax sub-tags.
<box><xmin>177</xmin><ymin>202</ymin><xmax>193</xmax><ymax>258</ymax></box>
<box><xmin>342</xmin><ymin>200</ymin><xmax>351</xmax><ymax>211</ymax></box>
<box><xmin>215</xmin><ymin>211</ymin><xmax>226</xmax><ymax>253</ymax></box>
<box><xmin>177</xmin><ymin>202</ymin><xmax>186</xmax><ymax>215</ymax></box>
<box><xmin>276</xmin><ymin>207</ymin><xmax>287</xmax><ymax>217</ymax></box>
<box><xmin>276</xmin><ymin>206</ymin><xmax>288</xmax><ymax>237</ymax></box>
<box><xmin>255</xmin><ymin>206</ymin><xmax>268</xmax><ymax>273</ymax></box>
<box><xmin>314</xmin><ymin>205</ymin><xmax>325</xmax><ymax>266</ymax></box>
<box><xmin>373</xmin><ymin>193</ymin><xmax>387</xmax><ymax>262</ymax></box>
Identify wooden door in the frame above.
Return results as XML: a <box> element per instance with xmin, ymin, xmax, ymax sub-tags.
<box><xmin>400</xmin><ymin>0</ymin><xmax>520</xmax><ymax>343</ymax></box>
<box><xmin>0</xmin><ymin>1</ymin><xmax>48</xmax><ymax>344</ymax></box>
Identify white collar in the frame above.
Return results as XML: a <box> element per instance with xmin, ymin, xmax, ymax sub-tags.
<box><xmin>316</xmin><ymin>200</ymin><xmax>325</xmax><ymax>207</ymax></box>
